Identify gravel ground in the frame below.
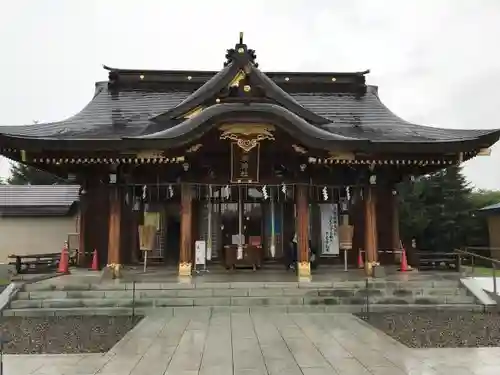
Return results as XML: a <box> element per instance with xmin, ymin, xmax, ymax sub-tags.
<box><xmin>357</xmin><ymin>311</ymin><xmax>500</xmax><ymax>348</ymax></box>
<box><xmin>0</xmin><ymin>316</ymin><xmax>142</xmax><ymax>354</ymax></box>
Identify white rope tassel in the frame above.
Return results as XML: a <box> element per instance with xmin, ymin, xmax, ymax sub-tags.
<box><xmin>262</xmin><ymin>185</ymin><xmax>268</xmax><ymax>200</ymax></box>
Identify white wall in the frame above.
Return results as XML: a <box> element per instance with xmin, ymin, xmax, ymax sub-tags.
<box><xmin>0</xmin><ymin>215</ymin><xmax>78</xmax><ymax>263</ymax></box>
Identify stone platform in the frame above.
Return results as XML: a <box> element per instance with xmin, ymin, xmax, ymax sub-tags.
<box><xmin>3</xmin><ymin>266</ymin><xmax>481</xmax><ymax>316</ymax></box>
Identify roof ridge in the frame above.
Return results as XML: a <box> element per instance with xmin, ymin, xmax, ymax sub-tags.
<box><xmin>148</xmin><ymin>37</ymin><xmax>337</xmax><ymax>126</ymax></box>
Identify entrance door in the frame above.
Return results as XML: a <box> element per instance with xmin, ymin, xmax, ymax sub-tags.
<box><xmin>243</xmin><ymin>202</ymin><xmax>263</xmax><ymax>247</ymax></box>
<box><xmin>164</xmin><ymin>203</ymin><xmax>181</xmax><ymax>266</ymax></box>
<box><xmin>165</xmin><ymin>218</ymin><xmax>180</xmax><ymax>265</ymax></box>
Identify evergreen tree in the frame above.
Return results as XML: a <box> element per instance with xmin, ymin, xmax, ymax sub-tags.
<box><xmin>470</xmin><ymin>189</ymin><xmax>500</xmax><ymax>209</ymax></box>
<box><xmin>398</xmin><ymin>175</ymin><xmax>431</xmax><ymax>247</ymax></box>
<box><xmin>7</xmin><ymin>163</ymin><xmax>66</xmax><ymax>185</ymax></box>
<box><xmin>6</xmin><ymin>120</ymin><xmax>69</xmax><ymax>185</ymax></box>
<box><xmin>398</xmin><ymin>166</ymin><xmax>479</xmax><ymax>252</ymax></box>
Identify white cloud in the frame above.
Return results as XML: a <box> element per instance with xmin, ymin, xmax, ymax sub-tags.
<box><xmin>0</xmin><ymin>0</ymin><xmax>499</xmax><ymax>189</ymax></box>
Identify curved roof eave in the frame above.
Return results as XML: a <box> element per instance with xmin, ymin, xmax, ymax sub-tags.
<box><xmin>367</xmin><ymin>86</ymin><xmax>500</xmax><ymax>144</ymax></box>
<box><xmin>0</xmin><ymin>82</ymin><xmax>107</xmax><ymax>137</ymax></box>
<box><xmin>154</xmin><ymin>63</ymin><xmax>240</xmax><ymax>120</ymax></box>
<box><xmin>126</xmin><ymin>103</ymin><xmax>371</xmax><ymax>152</ymax></box>
<box><xmin>0</xmin><ymin>126</ymin><xmax>498</xmax><ymax>154</ymax></box>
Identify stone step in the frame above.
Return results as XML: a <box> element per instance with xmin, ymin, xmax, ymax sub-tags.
<box><xmin>16</xmin><ymin>287</ymin><xmax>469</xmax><ymax>301</ymax></box>
<box><xmin>9</xmin><ymin>291</ymin><xmax>475</xmax><ymax>310</ymax></box>
<box><xmin>22</xmin><ymin>279</ymin><xmax>461</xmax><ymax>292</ymax></box>
<box><xmin>3</xmin><ymin>303</ymin><xmax>484</xmax><ymax>317</ymax></box>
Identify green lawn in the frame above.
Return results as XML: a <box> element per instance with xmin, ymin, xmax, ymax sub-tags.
<box><xmin>464</xmin><ymin>266</ymin><xmax>500</xmax><ymax>277</ymax></box>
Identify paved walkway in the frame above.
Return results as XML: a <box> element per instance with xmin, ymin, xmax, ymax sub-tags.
<box><xmin>5</xmin><ymin>312</ymin><xmax>500</xmax><ymax>375</ymax></box>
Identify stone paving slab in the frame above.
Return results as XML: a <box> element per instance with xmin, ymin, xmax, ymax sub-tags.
<box><xmin>5</xmin><ymin>312</ymin><xmax>500</xmax><ymax>375</ymax></box>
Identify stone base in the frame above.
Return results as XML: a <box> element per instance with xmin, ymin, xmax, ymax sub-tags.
<box><xmin>364</xmin><ymin>262</ymin><xmax>373</xmax><ymax>277</ymax></box>
<box><xmin>178</xmin><ymin>262</ymin><xmax>192</xmax><ymax>277</ymax></box>
<box><xmin>102</xmin><ymin>264</ymin><xmax>122</xmax><ymax>279</ymax></box>
<box><xmin>373</xmin><ymin>265</ymin><xmax>386</xmax><ymax>278</ymax></box>
<box><xmin>297</xmin><ymin>261</ymin><xmax>311</xmax><ymax>280</ymax></box>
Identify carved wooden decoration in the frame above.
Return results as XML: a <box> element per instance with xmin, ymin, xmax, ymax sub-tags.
<box><xmin>136</xmin><ymin>150</ymin><xmax>165</xmax><ymax>159</ymax></box>
<box><xmin>292</xmin><ymin>144</ymin><xmax>308</xmax><ymax>154</ymax></box>
<box><xmin>327</xmin><ymin>151</ymin><xmax>355</xmax><ymax>160</ymax></box>
<box><xmin>186</xmin><ymin>144</ymin><xmax>203</xmax><ymax>153</ymax></box>
<box><xmin>219</xmin><ymin>123</ymin><xmax>275</xmax><ymax>152</ymax></box>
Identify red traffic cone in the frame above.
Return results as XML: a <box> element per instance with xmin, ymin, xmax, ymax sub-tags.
<box><xmin>357</xmin><ymin>250</ymin><xmax>364</xmax><ymax>269</ymax></box>
<box><xmin>400</xmin><ymin>248</ymin><xmax>408</xmax><ymax>272</ymax></box>
<box><xmin>90</xmin><ymin>249</ymin><xmax>99</xmax><ymax>271</ymax></box>
<box><xmin>58</xmin><ymin>246</ymin><xmax>70</xmax><ymax>274</ymax></box>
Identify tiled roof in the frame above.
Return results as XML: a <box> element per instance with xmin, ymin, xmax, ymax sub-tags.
<box><xmin>0</xmin><ymin>185</ymin><xmax>80</xmax><ymax>216</ymax></box>
<box><xmin>478</xmin><ymin>202</ymin><xmax>500</xmax><ymax>213</ymax></box>
<box><xmin>0</xmin><ymin>82</ymin><xmax>496</xmax><ymax>144</ymax></box>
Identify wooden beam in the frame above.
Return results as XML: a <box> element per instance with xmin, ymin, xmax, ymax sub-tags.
<box><xmin>179</xmin><ymin>184</ymin><xmax>193</xmax><ymax>277</ymax></box>
<box><xmin>296</xmin><ymin>185</ymin><xmax>310</xmax><ymax>279</ymax></box>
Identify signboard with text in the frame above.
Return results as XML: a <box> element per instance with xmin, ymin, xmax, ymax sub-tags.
<box><xmin>230</xmin><ymin>142</ymin><xmax>260</xmax><ymax>183</ymax></box>
<box><xmin>195</xmin><ymin>240</ymin><xmax>206</xmax><ymax>265</ymax></box>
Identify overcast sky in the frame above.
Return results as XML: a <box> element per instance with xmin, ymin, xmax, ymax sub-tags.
<box><xmin>0</xmin><ymin>0</ymin><xmax>499</xmax><ymax>189</ymax></box>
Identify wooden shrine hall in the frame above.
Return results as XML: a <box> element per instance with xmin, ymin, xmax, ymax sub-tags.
<box><xmin>1</xmin><ymin>33</ymin><xmax>499</xmax><ymax>279</ymax></box>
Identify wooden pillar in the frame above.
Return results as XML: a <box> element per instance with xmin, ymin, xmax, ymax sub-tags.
<box><xmin>350</xmin><ymin>188</ymin><xmax>365</xmax><ymax>265</ymax></box>
<box><xmin>107</xmin><ymin>185</ymin><xmax>122</xmax><ymax>278</ymax></box>
<box><xmin>179</xmin><ymin>184</ymin><xmax>193</xmax><ymax>277</ymax></box>
<box><xmin>130</xmin><ymin>211</ymin><xmax>140</xmax><ymax>264</ymax></box>
<box><xmin>296</xmin><ymin>185</ymin><xmax>310</xmax><ymax>279</ymax></box>
<box><xmin>77</xmin><ymin>191</ymin><xmax>87</xmax><ymax>266</ymax></box>
<box><xmin>85</xmin><ymin>184</ymin><xmax>110</xmax><ymax>267</ymax></box>
<box><xmin>119</xmin><ymin>200</ymin><xmax>136</xmax><ymax>265</ymax></box>
<box><xmin>364</xmin><ymin>185</ymin><xmax>378</xmax><ymax>273</ymax></box>
<box><xmin>390</xmin><ymin>188</ymin><xmax>400</xmax><ymax>259</ymax></box>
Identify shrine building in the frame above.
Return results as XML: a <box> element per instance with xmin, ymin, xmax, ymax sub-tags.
<box><xmin>1</xmin><ymin>34</ymin><xmax>499</xmax><ymax>279</ymax></box>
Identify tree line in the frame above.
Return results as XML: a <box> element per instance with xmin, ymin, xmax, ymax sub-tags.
<box><xmin>398</xmin><ymin>166</ymin><xmax>500</xmax><ymax>252</ymax></box>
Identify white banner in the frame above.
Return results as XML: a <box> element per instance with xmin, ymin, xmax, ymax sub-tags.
<box><xmin>320</xmin><ymin>204</ymin><xmax>340</xmax><ymax>255</ymax></box>
<box><xmin>195</xmin><ymin>240</ymin><xmax>206</xmax><ymax>265</ymax></box>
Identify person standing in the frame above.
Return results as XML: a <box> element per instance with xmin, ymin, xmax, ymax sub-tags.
<box><xmin>285</xmin><ymin>233</ymin><xmax>298</xmax><ymax>270</ymax></box>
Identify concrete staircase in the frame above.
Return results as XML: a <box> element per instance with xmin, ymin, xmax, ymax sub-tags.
<box><xmin>2</xmin><ymin>279</ymin><xmax>481</xmax><ymax>316</ymax></box>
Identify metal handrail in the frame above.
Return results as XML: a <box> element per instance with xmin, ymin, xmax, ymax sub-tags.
<box><xmin>465</xmin><ymin>246</ymin><xmax>500</xmax><ymax>252</ymax></box>
<box><xmin>454</xmin><ymin>249</ymin><xmax>500</xmax><ymax>265</ymax></box>
<box><xmin>454</xmin><ymin>249</ymin><xmax>499</xmax><ymax>295</ymax></box>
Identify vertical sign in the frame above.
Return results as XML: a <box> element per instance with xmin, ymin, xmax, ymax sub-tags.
<box><xmin>320</xmin><ymin>204</ymin><xmax>340</xmax><ymax>255</ymax></box>
<box><xmin>195</xmin><ymin>240</ymin><xmax>206</xmax><ymax>265</ymax></box>
<box><xmin>230</xmin><ymin>142</ymin><xmax>260</xmax><ymax>183</ymax></box>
